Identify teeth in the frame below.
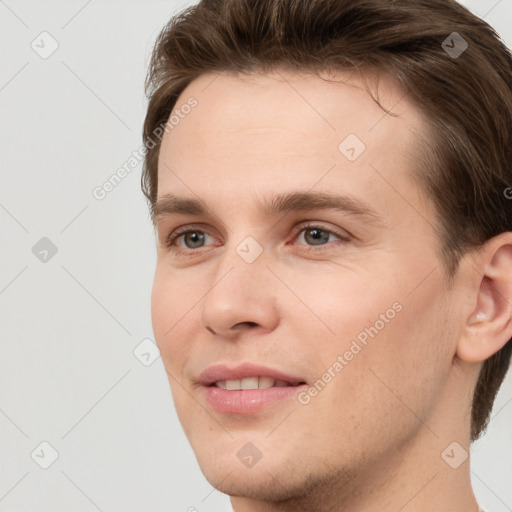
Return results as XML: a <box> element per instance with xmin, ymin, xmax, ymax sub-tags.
<box><xmin>258</xmin><ymin>376</ymin><xmax>274</xmax><ymax>389</ymax></box>
<box><xmin>241</xmin><ymin>377</ymin><xmax>258</xmax><ymax>390</ymax></box>
<box><xmin>215</xmin><ymin>377</ymin><xmax>291</xmax><ymax>390</ymax></box>
<box><xmin>226</xmin><ymin>379</ymin><xmax>241</xmax><ymax>390</ymax></box>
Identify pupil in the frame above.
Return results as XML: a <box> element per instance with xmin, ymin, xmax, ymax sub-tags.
<box><xmin>307</xmin><ymin>228</ymin><xmax>328</xmax><ymax>245</ymax></box>
<box><xmin>186</xmin><ymin>232</ymin><xmax>204</xmax><ymax>248</ymax></box>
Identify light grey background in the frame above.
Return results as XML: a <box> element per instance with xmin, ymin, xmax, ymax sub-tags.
<box><xmin>1</xmin><ymin>1</ymin><xmax>511</xmax><ymax>511</ymax></box>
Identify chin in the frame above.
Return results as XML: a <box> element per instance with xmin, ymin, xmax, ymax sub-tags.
<box><xmin>200</xmin><ymin>465</ymin><xmax>310</xmax><ymax>503</ymax></box>
<box><xmin>191</xmin><ymin>441</ymin><xmax>319</xmax><ymax>502</ymax></box>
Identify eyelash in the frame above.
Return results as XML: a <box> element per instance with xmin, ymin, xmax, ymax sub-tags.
<box><xmin>163</xmin><ymin>222</ymin><xmax>351</xmax><ymax>257</ymax></box>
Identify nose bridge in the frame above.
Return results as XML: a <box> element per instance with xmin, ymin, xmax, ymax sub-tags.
<box><xmin>214</xmin><ymin>221</ymin><xmax>270</xmax><ymax>285</ymax></box>
<box><xmin>200</xmin><ymin>231</ymin><xmax>278</xmax><ymax>335</ymax></box>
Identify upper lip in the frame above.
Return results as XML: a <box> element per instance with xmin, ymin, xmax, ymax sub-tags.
<box><xmin>197</xmin><ymin>362</ymin><xmax>307</xmax><ymax>386</ymax></box>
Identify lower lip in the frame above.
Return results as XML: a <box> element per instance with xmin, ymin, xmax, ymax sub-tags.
<box><xmin>202</xmin><ymin>384</ymin><xmax>307</xmax><ymax>414</ymax></box>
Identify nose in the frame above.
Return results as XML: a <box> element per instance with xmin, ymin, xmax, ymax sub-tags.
<box><xmin>200</xmin><ymin>247</ymin><xmax>280</xmax><ymax>340</ymax></box>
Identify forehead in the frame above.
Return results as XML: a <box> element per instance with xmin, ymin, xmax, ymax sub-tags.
<box><xmin>156</xmin><ymin>69</ymin><xmax>428</xmax><ymax>217</ymax></box>
<box><xmin>161</xmin><ymin>68</ymin><xmax>423</xmax><ymax>144</ymax></box>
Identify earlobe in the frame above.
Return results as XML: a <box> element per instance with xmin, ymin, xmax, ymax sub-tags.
<box><xmin>456</xmin><ymin>234</ymin><xmax>512</xmax><ymax>364</ymax></box>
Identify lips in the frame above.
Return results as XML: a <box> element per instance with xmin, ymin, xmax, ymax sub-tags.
<box><xmin>197</xmin><ymin>362</ymin><xmax>307</xmax><ymax>388</ymax></box>
<box><xmin>198</xmin><ymin>363</ymin><xmax>308</xmax><ymax>414</ymax></box>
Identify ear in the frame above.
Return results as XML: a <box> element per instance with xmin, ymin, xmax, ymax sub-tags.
<box><xmin>456</xmin><ymin>232</ymin><xmax>512</xmax><ymax>363</ymax></box>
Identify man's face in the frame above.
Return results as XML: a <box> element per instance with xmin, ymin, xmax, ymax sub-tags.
<box><xmin>151</xmin><ymin>70</ymin><xmax>459</xmax><ymax>501</ymax></box>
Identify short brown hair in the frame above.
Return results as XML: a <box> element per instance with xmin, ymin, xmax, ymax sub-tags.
<box><xmin>141</xmin><ymin>0</ymin><xmax>512</xmax><ymax>441</ymax></box>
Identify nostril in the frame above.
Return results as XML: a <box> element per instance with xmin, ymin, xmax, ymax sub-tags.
<box><xmin>234</xmin><ymin>321</ymin><xmax>258</xmax><ymax>328</ymax></box>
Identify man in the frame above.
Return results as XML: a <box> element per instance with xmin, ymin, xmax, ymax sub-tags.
<box><xmin>142</xmin><ymin>0</ymin><xmax>512</xmax><ymax>510</ymax></box>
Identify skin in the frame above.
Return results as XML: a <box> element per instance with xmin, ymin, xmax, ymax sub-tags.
<box><xmin>150</xmin><ymin>69</ymin><xmax>512</xmax><ymax>512</ymax></box>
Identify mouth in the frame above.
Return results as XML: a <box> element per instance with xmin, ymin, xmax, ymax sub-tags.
<box><xmin>211</xmin><ymin>376</ymin><xmax>307</xmax><ymax>390</ymax></box>
<box><xmin>197</xmin><ymin>363</ymin><xmax>309</xmax><ymax>414</ymax></box>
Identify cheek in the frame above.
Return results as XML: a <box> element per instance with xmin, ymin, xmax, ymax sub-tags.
<box><xmin>345</xmin><ymin>277</ymin><xmax>453</xmax><ymax>424</ymax></box>
<box><xmin>150</xmin><ymin>269</ymin><xmax>192</xmax><ymax>368</ymax></box>
<box><xmin>309</xmin><ymin>264</ymin><xmax>449</xmax><ymax>392</ymax></box>
<box><xmin>292</xmin><ymin>266</ymin><xmax>399</xmax><ymax>345</ymax></box>
<box><xmin>151</xmin><ymin>273</ymin><xmax>199</xmax><ymax>431</ymax></box>
<box><xmin>150</xmin><ymin>271</ymin><xmax>169</xmax><ymax>342</ymax></box>
<box><xmin>151</xmin><ymin>266</ymin><xmax>191</xmax><ymax>328</ymax></box>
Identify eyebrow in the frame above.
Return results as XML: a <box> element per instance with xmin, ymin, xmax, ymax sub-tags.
<box><xmin>151</xmin><ymin>191</ymin><xmax>383</xmax><ymax>227</ymax></box>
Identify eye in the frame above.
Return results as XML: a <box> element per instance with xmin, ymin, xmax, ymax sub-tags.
<box><xmin>164</xmin><ymin>225</ymin><xmax>216</xmax><ymax>252</ymax></box>
<box><xmin>293</xmin><ymin>223</ymin><xmax>350</xmax><ymax>250</ymax></box>
<box><xmin>163</xmin><ymin>222</ymin><xmax>350</xmax><ymax>256</ymax></box>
